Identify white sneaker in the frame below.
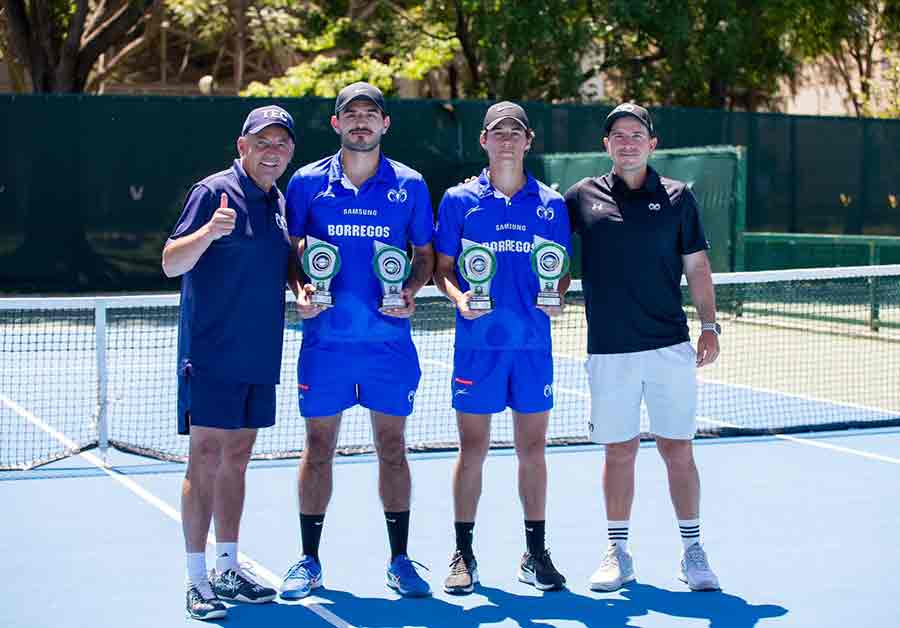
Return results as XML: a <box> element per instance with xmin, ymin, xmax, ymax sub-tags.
<box><xmin>589</xmin><ymin>544</ymin><xmax>635</xmax><ymax>591</ymax></box>
<box><xmin>679</xmin><ymin>543</ymin><xmax>720</xmax><ymax>591</ymax></box>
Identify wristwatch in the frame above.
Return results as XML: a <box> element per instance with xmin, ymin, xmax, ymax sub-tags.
<box><xmin>700</xmin><ymin>322</ymin><xmax>721</xmax><ymax>336</ymax></box>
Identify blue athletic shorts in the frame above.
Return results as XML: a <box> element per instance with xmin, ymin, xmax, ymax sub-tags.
<box><xmin>177</xmin><ymin>371</ymin><xmax>276</xmax><ymax>434</ymax></box>
<box><xmin>451</xmin><ymin>349</ymin><xmax>554</xmax><ymax>414</ymax></box>
<box><xmin>297</xmin><ymin>339</ymin><xmax>421</xmax><ymax>418</ymax></box>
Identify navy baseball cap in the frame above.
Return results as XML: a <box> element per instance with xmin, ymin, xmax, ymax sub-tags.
<box><xmin>241</xmin><ymin>105</ymin><xmax>295</xmax><ymax>141</ymax></box>
<box><xmin>483</xmin><ymin>101</ymin><xmax>530</xmax><ymax>131</ymax></box>
<box><xmin>604</xmin><ymin>103</ymin><xmax>655</xmax><ymax>137</ymax></box>
<box><xmin>334</xmin><ymin>82</ymin><xmax>386</xmax><ymax>115</ymax></box>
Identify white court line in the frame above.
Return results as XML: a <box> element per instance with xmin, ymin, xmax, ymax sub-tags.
<box><xmin>698</xmin><ymin>415</ymin><xmax>900</xmax><ymax>465</ymax></box>
<box><xmin>0</xmin><ymin>393</ymin><xmax>354</xmax><ymax>628</ymax></box>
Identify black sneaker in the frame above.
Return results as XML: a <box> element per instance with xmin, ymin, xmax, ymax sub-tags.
<box><xmin>517</xmin><ymin>549</ymin><xmax>566</xmax><ymax>591</ymax></box>
<box><xmin>443</xmin><ymin>550</ymin><xmax>479</xmax><ymax>595</ymax></box>
<box><xmin>186</xmin><ymin>584</ymin><xmax>227</xmax><ymax>620</ymax></box>
<box><xmin>211</xmin><ymin>566</ymin><xmax>277</xmax><ymax>603</ymax></box>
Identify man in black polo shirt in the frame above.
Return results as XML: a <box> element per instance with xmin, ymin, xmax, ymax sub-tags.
<box><xmin>564</xmin><ymin>103</ymin><xmax>721</xmax><ymax>592</ymax></box>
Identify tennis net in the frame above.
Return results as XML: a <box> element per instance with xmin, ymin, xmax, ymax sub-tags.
<box><xmin>2</xmin><ymin>265</ymin><xmax>898</xmax><ymax>470</ymax></box>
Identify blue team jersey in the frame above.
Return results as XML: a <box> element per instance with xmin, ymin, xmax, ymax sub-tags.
<box><xmin>171</xmin><ymin>160</ymin><xmax>291</xmax><ymax>384</ymax></box>
<box><xmin>435</xmin><ymin>169</ymin><xmax>572</xmax><ymax>350</ymax></box>
<box><xmin>286</xmin><ymin>151</ymin><xmax>433</xmax><ymax>344</ymax></box>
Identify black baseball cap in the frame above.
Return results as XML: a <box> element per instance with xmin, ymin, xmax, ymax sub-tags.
<box><xmin>483</xmin><ymin>101</ymin><xmax>530</xmax><ymax>131</ymax></box>
<box><xmin>241</xmin><ymin>105</ymin><xmax>295</xmax><ymax>141</ymax></box>
<box><xmin>604</xmin><ymin>103</ymin><xmax>655</xmax><ymax>137</ymax></box>
<box><xmin>334</xmin><ymin>82</ymin><xmax>387</xmax><ymax>115</ymax></box>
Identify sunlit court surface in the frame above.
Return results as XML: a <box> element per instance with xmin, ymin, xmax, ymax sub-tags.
<box><xmin>2</xmin><ymin>266</ymin><xmax>900</xmax><ymax>627</ymax></box>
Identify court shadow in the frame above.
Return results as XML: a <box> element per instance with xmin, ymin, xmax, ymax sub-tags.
<box><xmin>207</xmin><ymin>582</ymin><xmax>788</xmax><ymax>628</ymax></box>
<box><xmin>616</xmin><ymin>582</ymin><xmax>789</xmax><ymax>628</ymax></box>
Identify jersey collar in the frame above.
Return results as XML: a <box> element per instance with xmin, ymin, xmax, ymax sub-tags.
<box><xmin>232</xmin><ymin>159</ymin><xmax>280</xmax><ymax>202</ymax></box>
<box><xmin>327</xmin><ymin>150</ymin><xmax>397</xmax><ymax>189</ymax></box>
<box><xmin>606</xmin><ymin>165</ymin><xmax>661</xmax><ymax>194</ymax></box>
<box><xmin>476</xmin><ymin>167</ymin><xmax>540</xmax><ymax>201</ymax></box>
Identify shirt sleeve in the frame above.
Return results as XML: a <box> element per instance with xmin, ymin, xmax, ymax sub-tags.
<box><xmin>563</xmin><ymin>182</ymin><xmax>582</xmax><ymax>235</ymax></box>
<box><xmin>549</xmin><ymin>196</ymin><xmax>573</xmax><ymax>257</ymax></box>
<box><xmin>408</xmin><ymin>179</ymin><xmax>434</xmax><ymax>247</ymax></box>
<box><xmin>170</xmin><ymin>184</ymin><xmax>213</xmax><ymax>240</ymax></box>
<box><xmin>434</xmin><ymin>190</ymin><xmax>463</xmax><ymax>258</ymax></box>
<box><xmin>285</xmin><ymin>172</ymin><xmax>307</xmax><ymax>238</ymax></box>
<box><xmin>677</xmin><ymin>186</ymin><xmax>710</xmax><ymax>255</ymax></box>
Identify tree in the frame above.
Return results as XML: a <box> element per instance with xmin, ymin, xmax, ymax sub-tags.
<box><xmin>242</xmin><ymin>1</ymin><xmax>459</xmax><ymax>98</ymax></box>
<box><xmin>2</xmin><ymin>0</ymin><xmax>162</xmax><ymax>93</ymax></box>
<box><xmin>795</xmin><ymin>0</ymin><xmax>900</xmax><ymax>116</ymax></box>
<box><xmin>594</xmin><ymin>0</ymin><xmax>805</xmax><ymax>110</ymax></box>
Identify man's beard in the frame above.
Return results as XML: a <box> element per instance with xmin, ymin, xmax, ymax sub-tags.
<box><xmin>342</xmin><ymin>130</ymin><xmax>381</xmax><ymax>153</ymax></box>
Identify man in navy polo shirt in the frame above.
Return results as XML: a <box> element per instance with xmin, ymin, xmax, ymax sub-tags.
<box><xmin>563</xmin><ymin>103</ymin><xmax>721</xmax><ymax>593</ymax></box>
<box><xmin>280</xmin><ymin>82</ymin><xmax>435</xmax><ymax>599</ymax></box>
<box><xmin>163</xmin><ymin>105</ymin><xmax>295</xmax><ymax>620</ymax></box>
<box><xmin>433</xmin><ymin>102</ymin><xmax>571</xmax><ymax>593</ymax></box>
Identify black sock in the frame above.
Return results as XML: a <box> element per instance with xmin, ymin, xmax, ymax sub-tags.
<box><xmin>525</xmin><ymin>520</ymin><xmax>546</xmax><ymax>556</ymax></box>
<box><xmin>385</xmin><ymin>511</ymin><xmax>410</xmax><ymax>559</ymax></box>
<box><xmin>299</xmin><ymin>513</ymin><xmax>325</xmax><ymax>561</ymax></box>
<box><xmin>455</xmin><ymin>521</ymin><xmax>475</xmax><ymax>557</ymax></box>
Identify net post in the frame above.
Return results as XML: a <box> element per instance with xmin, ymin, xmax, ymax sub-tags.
<box><xmin>95</xmin><ymin>300</ymin><xmax>110</xmax><ymax>465</ymax></box>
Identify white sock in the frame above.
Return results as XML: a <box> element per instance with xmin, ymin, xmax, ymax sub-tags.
<box><xmin>679</xmin><ymin>518</ymin><xmax>701</xmax><ymax>549</ymax></box>
<box><xmin>186</xmin><ymin>552</ymin><xmax>212</xmax><ymax>596</ymax></box>
<box><xmin>608</xmin><ymin>520</ymin><xmax>629</xmax><ymax>551</ymax></box>
<box><xmin>216</xmin><ymin>542</ymin><xmax>239</xmax><ymax>573</ymax></box>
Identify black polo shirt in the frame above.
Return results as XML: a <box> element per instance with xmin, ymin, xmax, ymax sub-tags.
<box><xmin>564</xmin><ymin>166</ymin><xmax>708</xmax><ymax>354</ymax></box>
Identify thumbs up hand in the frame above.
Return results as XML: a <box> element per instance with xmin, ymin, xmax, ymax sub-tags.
<box><xmin>207</xmin><ymin>193</ymin><xmax>237</xmax><ymax>240</ymax></box>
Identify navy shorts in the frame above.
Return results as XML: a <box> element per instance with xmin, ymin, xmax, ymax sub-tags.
<box><xmin>451</xmin><ymin>348</ymin><xmax>554</xmax><ymax>414</ymax></box>
<box><xmin>177</xmin><ymin>371</ymin><xmax>276</xmax><ymax>435</ymax></box>
<box><xmin>297</xmin><ymin>339</ymin><xmax>421</xmax><ymax>418</ymax></box>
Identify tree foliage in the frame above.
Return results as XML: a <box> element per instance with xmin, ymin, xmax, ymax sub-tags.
<box><xmin>794</xmin><ymin>0</ymin><xmax>900</xmax><ymax>116</ymax></box>
<box><xmin>2</xmin><ymin>0</ymin><xmax>161</xmax><ymax>92</ymax></box>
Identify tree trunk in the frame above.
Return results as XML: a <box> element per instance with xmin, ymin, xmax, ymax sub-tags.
<box><xmin>231</xmin><ymin>0</ymin><xmax>247</xmax><ymax>91</ymax></box>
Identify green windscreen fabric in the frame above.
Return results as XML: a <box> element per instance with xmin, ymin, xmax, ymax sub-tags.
<box><xmin>1</xmin><ymin>94</ymin><xmax>898</xmax><ymax>293</ymax></box>
<box><xmin>742</xmin><ymin>233</ymin><xmax>900</xmax><ymax>270</ymax></box>
<box><xmin>528</xmin><ymin>147</ymin><xmax>747</xmax><ymax>274</ymax></box>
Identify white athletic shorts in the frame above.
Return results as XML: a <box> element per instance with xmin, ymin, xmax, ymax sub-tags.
<box><xmin>585</xmin><ymin>341</ymin><xmax>698</xmax><ymax>444</ymax></box>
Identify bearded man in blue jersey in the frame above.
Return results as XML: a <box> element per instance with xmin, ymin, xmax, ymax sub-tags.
<box><xmin>434</xmin><ymin>102</ymin><xmax>572</xmax><ymax>594</ymax></box>
<box><xmin>280</xmin><ymin>82</ymin><xmax>435</xmax><ymax>599</ymax></box>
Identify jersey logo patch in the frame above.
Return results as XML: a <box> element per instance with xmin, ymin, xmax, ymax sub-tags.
<box><xmin>536</xmin><ymin>206</ymin><xmax>554</xmax><ymax>220</ymax></box>
<box><xmin>387</xmin><ymin>188</ymin><xmax>408</xmax><ymax>203</ymax></box>
<box><xmin>648</xmin><ymin>203</ymin><xmax>661</xmax><ymax>211</ymax></box>
<box><xmin>465</xmin><ymin>206</ymin><xmax>486</xmax><ymax>219</ymax></box>
<box><xmin>591</xmin><ymin>201</ymin><xmax>624</xmax><ymax>222</ymax></box>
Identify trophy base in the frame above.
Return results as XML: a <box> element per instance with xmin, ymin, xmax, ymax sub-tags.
<box><xmin>310</xmin><ymin>292</ymin><xmax>333</xmax><ymax>307</ymax></box>
<box><xmin>536</xmin><ymin>292</ymin><xmax>562</xmax><ymax>307</ymax></box>
<box><xmin>381</xmin><ymin>295</ymin><xmax>406</xmax><ymax>309</ymax></box>
<box><xmin>468</xmin><ymin>296</ymin><xmax>493</xmax><ymax>311</ymax></box>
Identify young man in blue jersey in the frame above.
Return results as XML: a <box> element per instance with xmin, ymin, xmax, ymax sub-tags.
<box><xmin>163</xmin><ymin>106</ymin><xmax>295</xmax><ymax>620</ymax></box>
<box><xmin>280</xmin><ymin>82</ymin><xmax>435</xmax><ymax>598</ymax></box>
<box><xmin>433</xmin><ymin>102</ymin><xmax>571</xmax><ymax>593</ymax></box>
<box><xmin>564</xmin><ymin>103</ymin><xmax>721</xmax><ymax>592</ymax></box>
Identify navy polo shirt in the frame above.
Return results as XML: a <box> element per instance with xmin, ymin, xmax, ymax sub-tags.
<box><xmin>434</xmin><ymin>168</ymin><xmax>572</xmax><ymax>350</ymax></box>
<box><xmin>285</xmin><ymin>151</ymin><xmax>433</xmax><ymax>344</ymax></box>
<box><xmin>170</xmin><ymin>159</ymin><xmax>291</xmax><ymax>383</ymax></box>
<box><xmin>564</xmin><ymin>166</ymin><xmax>709</xmax><ymax>354</ymax></box>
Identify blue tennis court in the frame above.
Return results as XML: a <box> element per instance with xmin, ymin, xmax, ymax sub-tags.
<box><xmin>3</xmin><ymin>427</ymin><xmax>899</xmax><ymax>627</ymax></box>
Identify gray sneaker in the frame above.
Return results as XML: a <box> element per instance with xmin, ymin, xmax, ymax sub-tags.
<box><xmin>679</xmin><ymin>543</ymin><xmax>720</xmax><ymax>591</ymax></box>
<box><xmin>589</xmin><ymin>544</ymin><xmax>635</xmax><ymax>591</ymax></box>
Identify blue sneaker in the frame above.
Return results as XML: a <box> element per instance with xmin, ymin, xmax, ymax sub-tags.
<box><xmin>280</xmin><ymin>555</ymin><xmax>323</xmax><ymax>599</ymax></box>
<box><xmin>386</xmin><ymin>554</ymin><xmax>431</xmax><ymax>597</ymax></box>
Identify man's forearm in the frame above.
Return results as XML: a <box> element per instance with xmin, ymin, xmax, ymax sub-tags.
<box><xmin>161</xmin><ymin>227</ymin><xmax>213</xmax><ymax>277</ymax></box>
<box><xmin>405</xmin><ymin>249</ymin><xmax>434</xmax><ymax>296</ymax></box>
<box><xmin>685</xmin><ymin>269</ymin><xmax>717</xmax><ymax>323</ymax></box>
